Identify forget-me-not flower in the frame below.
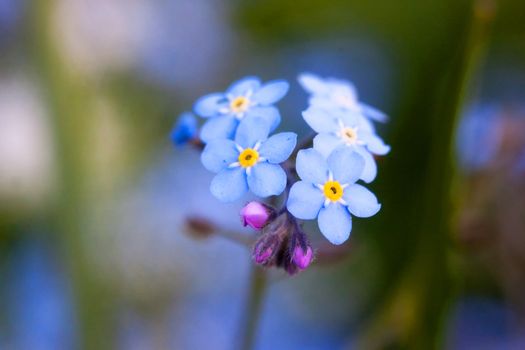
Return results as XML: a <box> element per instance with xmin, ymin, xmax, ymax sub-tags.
<box><xmin>287</xmin><ymin>148</ymin><xmax>381</xmax><ymax>245</ymax></box>
<box><xmin>201</xmin><ymin>116</ymin><xmax>297</xmax><ymax>202</ymax></box>
<box><xmin>303</xmin><ymin>106</ymin><xmax>390</xmax><ymax>183</ymax></box>
<box><xmin>194</xmin><ymin>76</ymin><xmax>289</xmax><ymax>143</ymax></box>
<box><xmin>298</xmin><ymin>72</ymin><xmax>388</xmax><ymax>125</ymax></box>
<box><xmin>170</xmin><ymin>112</ymin><xmax>198</xmax><ymax>146</ymax></box>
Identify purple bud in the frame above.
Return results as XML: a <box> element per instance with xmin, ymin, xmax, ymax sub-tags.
<box><xmin>293</xmin><ymin>245</ymin><xmax>314</xmax><ymax>270</ymax></box>
<box><xmin>252</xmin><ymin>234</ymin><xmax>280</xmax><ymax>265</ymax></box>
<box><xmin>254</xmin><ymin>247</ymin><xmax>273</xmax><ymax>264</ymax></box>
<box><xmin>240</xmin><ymin>202</ymin><xmax>274</xmax><ymax>230</ymax></box>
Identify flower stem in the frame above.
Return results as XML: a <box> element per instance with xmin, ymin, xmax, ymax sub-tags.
<box><xmin>238</xmin><ymin>265</ymin><xmax>268</xmax><ymax>350</ymax></box>
<box><xmin>235</xmin><ymin>128</ymin><xmax>313</xmax><ymax>350</ymax></box>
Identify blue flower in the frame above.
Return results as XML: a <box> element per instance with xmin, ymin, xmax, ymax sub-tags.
<box><xmin>298</xmin><ymin>72</ymin><xmax>388</xmax><ymax>125</ymax></box>
<box><xmin>194</xmin><ymin>76</ymin><xmax>289</xmax><ymax>143</ymax></box>
<box><xmin>201</xmin><ymin>116</ymin><xmax>297</xmax><ymax>202</ymax></box>
<box><xmin>302</xmin><ymin>106</ymin><xmax>390</xmax><ymax>183</ymax></box>
<box><xmin>287</xmin><ymin>148</ymin><xmax>381</xmax><ymax>245</ymax></box>
<box><xmin>170</xmin><ymin>112</ymin><xmax>198</xmax><ymax>146</ymax></box>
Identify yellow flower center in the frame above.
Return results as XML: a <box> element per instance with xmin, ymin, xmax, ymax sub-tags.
<box><xmin>230</xmin><ymin>96</ymin><xmax>250</xmax><ymax>113</ymax></box>
<box><xmin>238</xmin><ymin>148</ymin><xmax>259</xmax><ymax>168</ymax></box>
<box><xmin>340</xmin><ymin>127</ymin><xmax>359</xmax><ymax>144</ymax></box>
<box><xmin>323</xmin><ymin>180</ymin><xmax>344</xmax><ymax>202</ymax></box>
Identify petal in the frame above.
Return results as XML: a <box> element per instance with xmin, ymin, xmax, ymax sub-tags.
<box><xmin>360</xmin><ymin>131</ymin><xmax>391</xmax><ymax>155</ymax></box>
<box><xmin>318</xmin><ymin>204</ymin><xmax>352</xmax><ymax>245</ymax></box>
<box><xmin>302</xmin><ymin>106</ymin><xmax>339</xmax><ymax>133</ymax></box>
<box><xmin>338</xmin><ymin>110</ymin><xmax>362</xmax><ymax>128</ymax></box>
<box><xmin>355</xmin><ymin>147</ymin><xmax>377</xmax><ymax>183</ymax></box>
<box><xmin>287</xmin><ymin>181</ymin><xmax>324</xmax><ymax>219</ymax></box>
<box><xmin>252</xmin><ymin>80</ymin><xmax>289</xmax><ymax>105</ymax></box>
<box><xmin>194</xmin><ymin>93</ymin><xmax>227</xmax><ymax>117</ymax></box>
<box><xmin>200</xmin><ymin>139</ymin><xmax>239</xmax><ymax>173</ymax></box>
<box><xmin>234</xmin><ymin>116</ymin><xmax>271</xmax><ymax>149</ymax></box>
<box><xmin>327</xmin><ymin>146</ymin><xmax>365</xmax><ymax>185</ymax></box>
<box><xmin>295</xmin><ymin>148</ymin><xmax>329</xmax><ymax>184</ymax></box>
<box><xmin>259</xmin><ymin>132</ymin><xmax>297</xmax><ymax>164</ymax></box>
<box><xmin>245</xmin><ymin>106</ymin><xmax>281</xmax><ymax>132</ymax></box>
<box><xmin>298</xmin><ymin>73</ymin><xmax>329</xmax><ymax>95</ymax></box>
<box><xmin>331</xmin><ymin>81</ymin><xmax>358</xmax><ymax>99</ymax></box>
<box><xmin>308</xmin><ymin>96</ymin><xmax>343</xmax><ymax>110</ymax></box>
<box><xmin>227</xmin><ymin>76</ymin><xmax>261</xmax><ymax>97</ymax></box>
<box><xmin>199</xmin><ymin>115</ymin><xmax>238</xmax><ymax>143</ymax></box>
<box><xmin>210</xmin><ymin>167</ymin><xmax>248</xmax><ymax>202</ymax></box>
<box><xmin>356</xmin><ymin>114</ymin><xmax>376</xmax><ymax>133</ymax></box>
<box><xmin>359</xmin><ymin>103</ymin><xmax>388</xmax><ymax>123</ymax></box>
<box><xmin>343</xmin><ymin>184</ymin><xmax>381</xmax><ymax>218</ymax></box>
<box><xmin>313</xmin><ymin>133</ymin><xmax>343</xmax><ymax>158</ymax></box>
<box><xmin>247</xmin><ymin>163</ymin><xmax>287</xmax><ymax>197</ymax></box>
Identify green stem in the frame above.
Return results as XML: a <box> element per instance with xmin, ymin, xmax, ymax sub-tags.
<box><xmin>239</xmin><ymin>265</ymin><xmax>268</xmax><ymax>350</ymax></box>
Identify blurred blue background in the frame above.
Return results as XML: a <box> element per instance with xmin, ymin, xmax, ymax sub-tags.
<box><xmin>1</xmin><ymin>0</ymin><xmax>524</xmax><ymax>349</ymax></box>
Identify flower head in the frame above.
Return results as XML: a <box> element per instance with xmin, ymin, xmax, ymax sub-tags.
<box><xmin>303</xmin><ymin>106</ymin><xmax>390</xmax><ymax>183</ymax></box>
<box><xmin>170</xmin><ymin>112</ymin><xmax>198</xmax><ymax>146</ymax></box>
<box><xmin>287</xmin><ymin>148</ymin><xmax>381</xmax><ymax>245</ymax></box>
<box><xmin>298</xmin><ymin>72</ymin><xmax>388</xmax><ymax>124</ymax></box>
<box><xmin>240</xmin><ymin>201</ymin><xmax>275</xmax><ymax>230</ymax></box>
<box><xmin>201</xmin><ymin>116</ymin><xmax>297</xmax><ymax>202</ymax></box>
<box><xmin>194</xmin><ymin>76</ymin><xmax>289</xmax><ymax>143</ymax></box>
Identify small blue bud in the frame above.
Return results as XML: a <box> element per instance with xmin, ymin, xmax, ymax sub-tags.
<box><xmin>170</xmin><ymin>112</ymin><xmax>198</xmax><ymax>146</ymax></box>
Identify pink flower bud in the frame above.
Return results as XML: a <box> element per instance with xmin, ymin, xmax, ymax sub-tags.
<box><xmin>240</xmin><ymin>202</ymin><xmax>274</xmax><ymax>230</ymax></box>
<box><xmin>254</xmin><ymin>247</ymin><xmax>273</xmax><ymax>264</ymax></box>
<box><xmin>252</xmin><ymin>234</ymin><xmax>280</xmax><ymax>265</ymax></box>
<box><xmin>293</xmin><ymin>245</ymin><xmax>313</xmax><ymax>270</ymax></box>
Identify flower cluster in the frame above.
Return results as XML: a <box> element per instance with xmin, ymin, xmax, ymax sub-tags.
<box><xmin>172</xmin><ymin>73</ymin><xmax>390</xmax><ymax>273</ymax></box>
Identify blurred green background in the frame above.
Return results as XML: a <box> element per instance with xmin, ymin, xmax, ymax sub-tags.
<box><xmin>1</xmin><ymin>0</ymin><xmax>524</xmax><ymax>349</ymax></box>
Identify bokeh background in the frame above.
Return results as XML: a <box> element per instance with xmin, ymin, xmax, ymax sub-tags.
<box><xmin>1</xmin><ymin>0</ymin><xmax>525</xmax><ymax>349</ymax></box>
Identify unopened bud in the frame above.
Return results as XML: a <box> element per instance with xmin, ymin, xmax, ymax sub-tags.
<box><xmin>240</xmin><ymin>202</ymin><xmax>275</xmax><ymax>230</ymax></box>
<box><xmin>171</xmin><ymin>112</ymin><xmax>198</xmax><ymax>147</ymax></box>
<box><xmin>252</xmin><ymin>234</ymin><xmax>280</xmax><ymax>265</ymax></box>
<box><xmin>286</xmin><ymin>214</ymin><xmax>314</xmax><ymax>273</ymax></box>
<box><xmin>293</xmin><ymin>245</ymin><xmax>314</xmax><ymax>270</ymax></box>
